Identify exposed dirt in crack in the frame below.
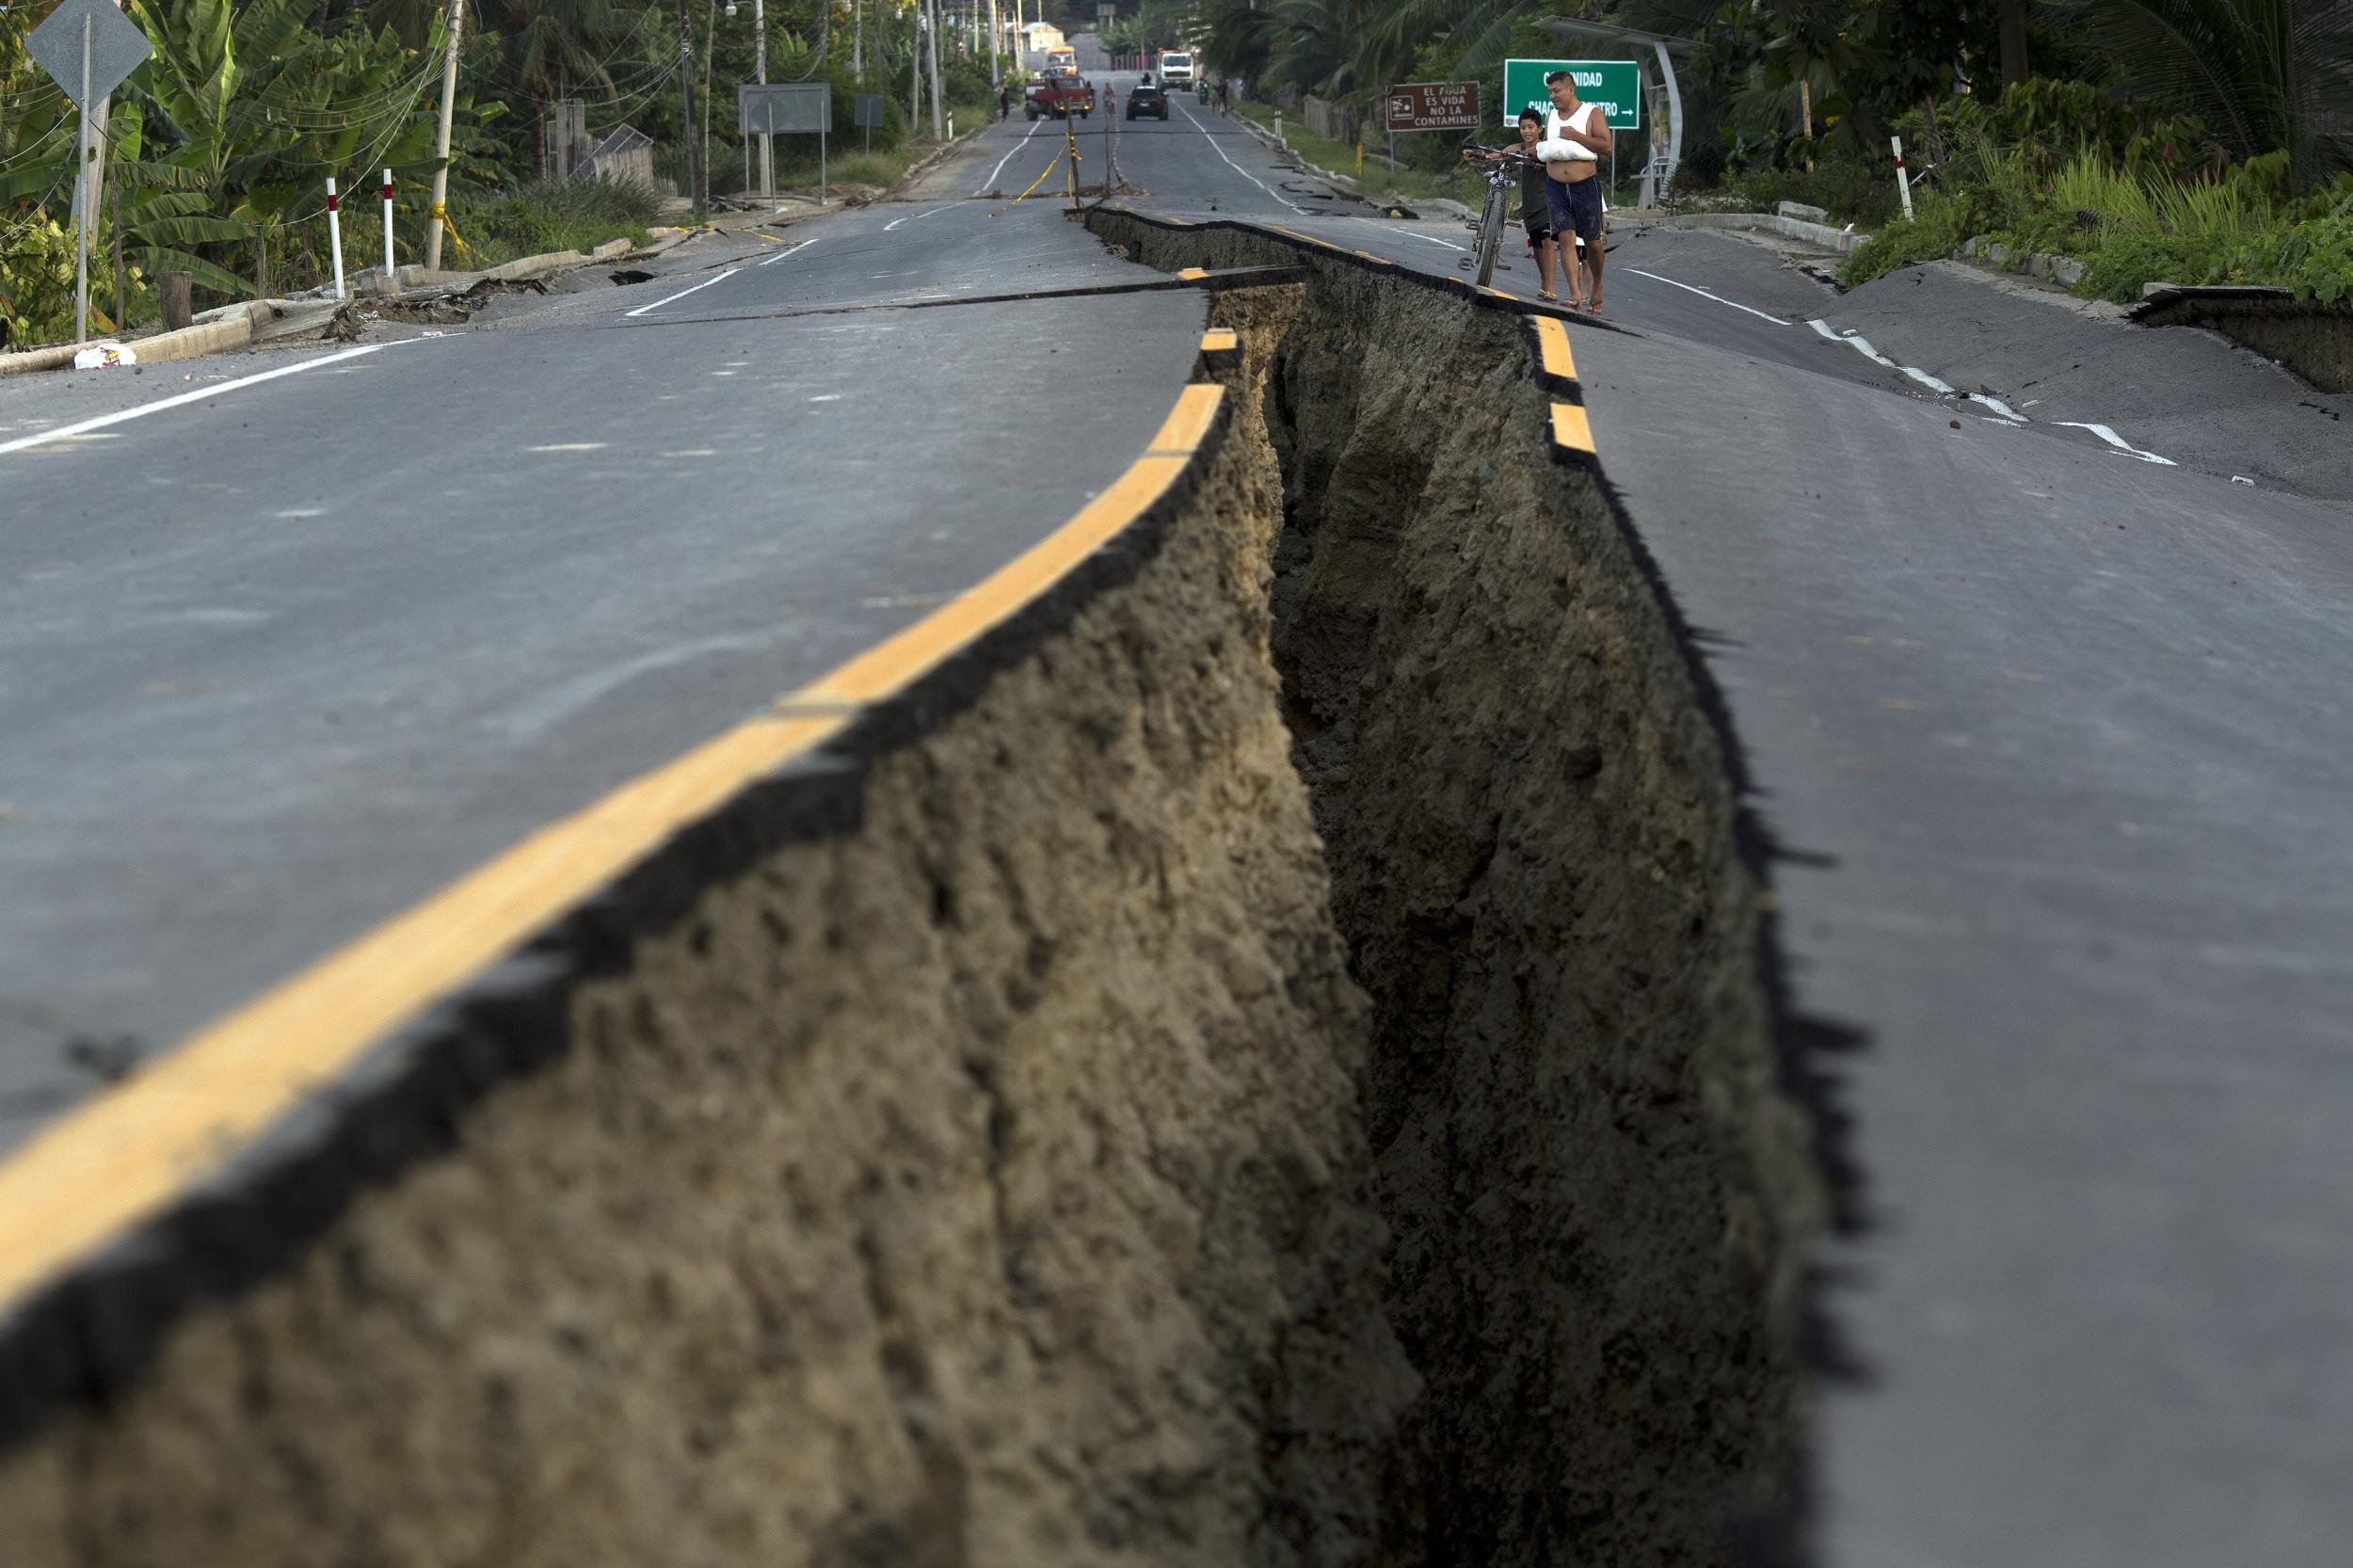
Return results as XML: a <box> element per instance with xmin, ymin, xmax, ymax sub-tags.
<box><xmin>0</xmin><ymin>357</ymin><xmax>1414</xmax><ymax>1568</ymax></box>
<box><xmin>0</xmin><ymin>216</ymin><xmax>1823</xmax><ymax>1568</ymax></box>
<box><xmin>1116</xmin><ymin>216</ymin><xmax>1828</xmax><ymax>1566</ymax></box>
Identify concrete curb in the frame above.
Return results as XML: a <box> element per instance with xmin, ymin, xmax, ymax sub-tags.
<box><xmin>0</xmin><ymin>236</ymin><xmax>643</xmax><ymax>378</ymax></box>
<box><xmin>1961</xmin><ymin>236</ymin><xmax>2085</xmax><ymax>287</ymax></box>
<box><xmin>1646</xmin><ymin>209</ymin><xmax>1866</xmax><ymax>255</ymax></box>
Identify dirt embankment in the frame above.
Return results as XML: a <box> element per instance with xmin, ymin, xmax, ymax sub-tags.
<box><xmin>0</xmin><ymin>223</ymin><xmax>1821</xmax><ymax>1567</ymax></box>
<box><xmin>1100</xmin><ymin>217</ymin><xmax>1823</xmax><ymax>1563</ymax></box>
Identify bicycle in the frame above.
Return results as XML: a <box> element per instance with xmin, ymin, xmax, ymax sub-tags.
<box><xmin>1458</xmin><ymin>143</ymin><xmax>1529</xmax><ymax>289</ymax></box>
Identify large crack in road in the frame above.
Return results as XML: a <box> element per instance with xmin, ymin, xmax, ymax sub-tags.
<box><xmin>0</xmin><ymin>215</ymin><xmax>1824</xmax><ymax>1568</ymax></box>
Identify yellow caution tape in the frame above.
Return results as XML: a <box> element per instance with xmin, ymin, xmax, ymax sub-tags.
<box><xmin>427</xmin><ymin>200</ymin><xmax>475</xmax><ymax>262</ymax></box>
<box><xmin>986</xmin><ymin>151</ymin><xmax>1064</xmax><ymax>217</ymax></box>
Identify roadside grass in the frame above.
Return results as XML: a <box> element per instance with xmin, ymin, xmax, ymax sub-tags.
<box><xmin>1841</xmin><ymin>143</ymin><xmax>2353</xmax><ymax>304</ymax></box>
<box><xmin>749</xmin><ymin>109</ymin><xmax>1002</xmax><ymax>200</ymax></box>
<box><xmin>1230</xmin><ymin>99</ymin><xmax>1484</xmax><ymax>206</ymax></box>
<box><xmin>764</xmin><ymin>144</ymin><xmax>929</xmax><ymax>196</ymax></box>
<box><xmin>449</xmin><ymin>178</ymin><xmax>662</xmax><ymax>267</ymax></box>
<box><xmin>1671</xmin><ymin>155</ymin><xmax>1901</xmax><ymax>229</ymax></box>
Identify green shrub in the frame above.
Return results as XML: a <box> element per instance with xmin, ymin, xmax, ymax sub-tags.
<box><xmin>0</xmin><ymin>209</ymin><xmax>81</xmax><ymax>348</ymax></box>
<box><xmin>453</xmin><ymin>177</ymin><xmax>662</xmax><ymax>263</ymax></box>
<box><xmin>1707</xmin><ymin>156</ymin><xmax>1900</xmax><ymax>227</ymax></box>
<box><xmin>1839</xmin><ymin>195</ymin><xmax>1971</xmax><ymax>286</ymax></box>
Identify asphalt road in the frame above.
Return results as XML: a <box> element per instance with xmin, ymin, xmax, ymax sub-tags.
<box><xmin>1081</xmin><ymin>102</ymin><xmax>2353</xmax><ymax>1568</ymax></box>
<box><xmin>1003</xmin><ymin>88</ymin><xmax>2353</xmax><ymax>1567</ymax></box>
<box><xmin>5</xmin><ymin>82</ymin><xmax>2351</xmax><ymax>1568</ymax></box>
<box><xmin>0</xmin><ymin>199</ymin><xmax>1208</xmax><ymax>1150</ymax></box>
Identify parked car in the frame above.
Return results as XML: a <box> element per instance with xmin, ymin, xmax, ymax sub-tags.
<box><xmin>1125</xmin><ymin>80</ymin><xmax>1169</xmax><ymax>120</ymax></box>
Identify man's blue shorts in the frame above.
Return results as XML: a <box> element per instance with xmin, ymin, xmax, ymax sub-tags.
<box><xmin>1545</xmin><ymin>174</ymin><xmax>1605</xmax><ymax>242</ymax></box>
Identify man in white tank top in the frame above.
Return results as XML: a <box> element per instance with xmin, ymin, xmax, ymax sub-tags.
<box><xmin>1536</xmin><ymin>70</ymin><xmax>1612</xmax><ymax>312</ymax></box>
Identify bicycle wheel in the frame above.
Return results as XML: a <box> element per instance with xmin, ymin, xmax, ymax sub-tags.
<box><xmin>1473</xmin><ymin>186</ymin><xmax>1505</xmax><ymax>288</ymax></box>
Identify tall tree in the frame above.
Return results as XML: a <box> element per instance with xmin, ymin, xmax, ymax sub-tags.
<box><xmin>1997</xmin><ymin>0</ymin><xmax>2030</xmax><ymax>83</ymax></box>
<box><xmin>2054</xmin><ymin>0</ymin><xmax>2353</xmax><ymax>184</ymax></box>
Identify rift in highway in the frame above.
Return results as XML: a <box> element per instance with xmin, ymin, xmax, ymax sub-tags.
<box><xmin>0</xmin><ymin>223</ymin><xmax>1821</xmax><ymax>1568</ymax></box>
<box><xmin>1096</xmin><ymin>216</ymin><xmax>1830</xmax><ymax>1565</ymax></box>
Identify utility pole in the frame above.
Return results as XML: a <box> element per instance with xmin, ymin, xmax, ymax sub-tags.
<box><xmin>679</xmin><ymin>0</ymin><xmax>701</xmax><ymax>220</ymax></box>
<box><xmin>87</xmin><ymin>0</ymin><xmax>127</xmax><ymax>324</ymax></box>
<box><xmin>754</xmin><ymin>0</ymin><xmax>770</xmax><ymax>200</ymax></box>
<box><xmin>987</xmin><ymin>0</ymin><xmax>999</xmax><ymax>83</ymax></box>
<box><xmin>425</xmin><ymin>0</ymin><xmax>464</xmax><ymax>270</ymax></box>
<box><xmin>852</xmin><ymin>0</ymin><xmax>861</xmax><ymax>80</ymax></box>
<box><xmin>700</xmin><ymin>0</ymin><xmax>716</xmax><ymax>211</ymax></box>
<box><xmin>73</xmin><ymin>8</ymin><xmax>90</xmax><ymax>344</ymax></box>
<box><xmin>909</xmin><ymin>2</ymin><xmax>922</xmax><ymax>132</ymax></box>
<box><xmin>926</xmin><ymin>0</ymin><xmax>944</xmax><ymax>139</ymax></box>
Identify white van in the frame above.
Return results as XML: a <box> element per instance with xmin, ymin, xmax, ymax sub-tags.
<box><xmin>1158</xmin><ymin>50</ymin><xmax>1194</xmax><ymax>87</ymax></box>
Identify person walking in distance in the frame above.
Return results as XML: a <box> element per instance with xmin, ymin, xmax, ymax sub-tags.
<box><xmin>1537</xmin><ymin>69</ymin><xmax>1612</xmax><ymax>312</ymax></box>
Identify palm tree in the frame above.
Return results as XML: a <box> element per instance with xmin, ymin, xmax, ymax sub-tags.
<box><xmin>2056</xmin><ymin>0</ymin><xmax>2353</xmax><ymax>185</ymax></box>
<box><xmin>472</xmin><ymin>0</ymin><xmax>650</xmax><ymax>175</ymax></box>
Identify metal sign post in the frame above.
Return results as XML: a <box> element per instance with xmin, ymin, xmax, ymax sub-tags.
<box><xmin>740</xmin><ymin>83</ymin><xmax>832</xmax><ymax>205</ymax></box>
<box><xmin>855</xmin><ymin>92</ymin><xmax>886</xmax><ymax>156</ymax></box>
<box><xmin>75</xmin><ymin>16</ymin><xmax>90</xmax><ymax>340</ymax></box>
<box><xmin>28</xmin><ymin>0</ymin><xmax>152</xmax><ymax>343</ymax></box>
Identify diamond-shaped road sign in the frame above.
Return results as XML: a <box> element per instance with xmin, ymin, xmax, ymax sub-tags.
<box><xmin>27</xmin><ymin>0</ymin><xmax>154</xmax><ymax>112</ymax></box>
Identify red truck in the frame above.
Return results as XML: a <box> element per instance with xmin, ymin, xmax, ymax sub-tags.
<box><xmin>1026</xmin><ymin>75</ymin><xmax>1096</xmax><ymax>120</ymax></box>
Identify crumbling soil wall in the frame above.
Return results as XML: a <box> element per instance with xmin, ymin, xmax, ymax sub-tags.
<box><xmin>1096</xmin><ymin>216</ymin><xmax>1824</xmax><ymax>1566</ymax></box>
<box><xmin>0</xmin><ymin>226</ymin><xmax>1823</xmax><ymax>1568</ymax></box>
<box><xmin>2134</xmin><ymin>291</ymin><xmax>2353</xmax><ymax>393</ymax></box>
<box><xmin>0</xmin><ymin>369</ymin><xmax>1416</xmax><ymax>1568</ymax></box>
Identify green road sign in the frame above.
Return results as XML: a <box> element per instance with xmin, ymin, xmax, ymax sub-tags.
<box><xmin>1500</xmin><ymin>58</ymin><xmax>1641</xmax><ymax>133</ymax></box>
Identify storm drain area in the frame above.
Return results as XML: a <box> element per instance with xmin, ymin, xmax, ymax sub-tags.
<box><xmin>0</xmin><ymin>218</ymin><xmax>1817</xmax><ymax>1568</ymax></box>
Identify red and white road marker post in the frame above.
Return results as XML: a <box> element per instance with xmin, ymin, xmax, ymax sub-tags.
<box><xmin>1892</xmin><ymin>135</ymin><xmax>1914</xmax><ymax>221</ymax></box>
<box><xmin>326</xmin><ymin>177</ymin><xmax>347</xmax><ymax>298</ymax></box>
<box><xmin>382</xmin><ymin>168</ymin><xmax>396</xmax><ymax>273</ymax></box>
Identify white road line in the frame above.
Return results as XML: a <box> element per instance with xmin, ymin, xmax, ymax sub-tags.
<box><xmin>1807</xmin><ymin>318</ymin><xmax>2172</xmax><ymax>461</ymax></box>
<box><xmin>1814</xmin><ymin>319</ymin><xmax>1994</xmax><ymax>407</ymax></box>
<box><xmin>1625</xmin><ymin>267</ymin><xmax>1790</xmax><ymax>324</ymax></box>
<box><xmin>884</xmin><ymin>203</ymin><xmax>956</xmax><ymax>232</ymax></box>
<box><xmin>2055</xmin><ymin>421</ymin><xmax>2178</xmax><ymax>465</ymax></box>
<box><xmin>1176</xmin><ymin>101</ymin><xmax>1305</xmax><ymax>213</ymax></box>
<box><xmin>757</xmin><ymin>237</ymin><xmax>818</xmax><ymax>267</ymax></box>
<box><xmin>625</xmin><ymin>267</ymin><xmax>741</xmax><ymax>314</ymax></box>
<box><xmin>1353</xmin><ymin>217</ymin><xmax>1466</xmax><ymax>252</ymax></box>
<box><xmin>0</xmin><ymin>343</ymin><xmax>401</xmax><ymax>458</ymax></box>
<box><xmin>1808</xmin><ymin>318</ymin><xmax>1892</xmax><ymax>365</ymax></box>
<box><xmin>977</xmin><ymin>118</ymin><xmax>1045</xmax><ymax>194</ymax></box>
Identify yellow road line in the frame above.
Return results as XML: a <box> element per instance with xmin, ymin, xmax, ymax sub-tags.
<box><xmin>0</xmin><ymin>382</ymin><xmax>1229</xmax><ymax>1326</ymax></box>
<box><xmin>1352</xmin><ymin>249</ymin><xmax>1394</xmax><ymax>265</ymax></box>
<box><xmin>783</xmin><ymin>455</ymin><xmax>1192</xmax><ymax>709</ymax></box>
<box><xmin>0</xmin><ymin>709</ymin><xmax>847</xmax><ymax>1320</ymax></box>
<box><xmin>1534</xmin><ymin>316</ymin><xmax>1577</xmax><ymax>385</ymax></box>
<box><xmin>1550</xmin><ymin>400</ymin><xmax>1595</xmax><ymax>456</ymax></box>
<box><xmin>1199</xmin><ymin>328</ymin><xmax>1240</xmax><ymax>354</ymax></box>
<box><xmin>1146</xmin><ymin>382</ymin><xmax>1223</xmax><ymax>453</ymax></box>
<box><xmin>1269</xmin><ymin>226</ymin><xmax>1343</xmax><ymax>252</ymax></box>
